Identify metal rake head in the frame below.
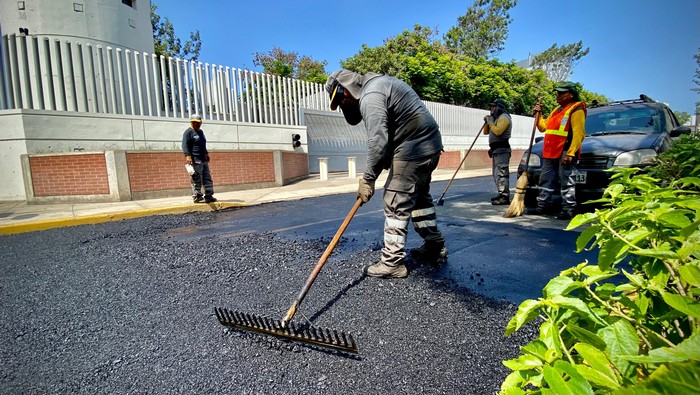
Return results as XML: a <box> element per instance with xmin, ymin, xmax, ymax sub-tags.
<box><xmin>214</xmin><ymin>307</ymin><xmax>358</xmax><ymax>354</ymax></box>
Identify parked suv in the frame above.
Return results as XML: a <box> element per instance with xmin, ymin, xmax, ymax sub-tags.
<box><xmin>518</xmin><ymin>95</ymin><xmax>692</xmax><ymax>209</ymax></box>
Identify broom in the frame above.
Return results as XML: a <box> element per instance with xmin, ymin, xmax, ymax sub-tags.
<box><xmin>435</xmin><ymin>122</ymin><xmax>486</xmax><ymax>206</ymax></box>
<box><xmin>504</xmin><ymin>107</ymin><xmax>541</xmax><ymax>218</ymax></box>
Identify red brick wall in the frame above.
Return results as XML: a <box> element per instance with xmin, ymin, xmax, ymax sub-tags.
<box><xmin>30</xmin><ymin>154</ymin><xmax>110</xmax><ymax>196</ymax></box>
<box><xmin>438</xmin><ymin>151</ymin><xmax>462</xmax><ymax>169</ymax></box>
<box><xmin>439</xmin><ymin>149</ymin><xmax>523</xmax><ymax>169</ymax></box>
<box><xmin>282</xmin><ymin>152</ymin><xmax>309</xmax><ymax>181</ymax></box>
<box><xmin>126</xmin><ymin>152</ymin><xmax>189</xmax><ymax>193</ymax></box>
<box><xmin>126</xmin><ymin>151</ymin><xmax>280</xmax><ymax>193</ymax></box>
<box><xmin>209</xmin><ymin>152</ymin><xmax>275</xmax><ymax>185</ymax></box>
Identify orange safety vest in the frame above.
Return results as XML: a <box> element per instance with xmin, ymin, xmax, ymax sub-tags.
<box><xmin>542</xmin><ymin>101</ymin><xmax>586</xmax><ymax>159</ymax></box>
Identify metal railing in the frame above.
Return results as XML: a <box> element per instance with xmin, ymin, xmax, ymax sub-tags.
<box><xmin>0</xmin><ymin>33</ymin><xmax>533</xmax><ymax>140</ymax></box>
<box><xmin>0</xmin><ymin>34</ymin><xmax>328</xmax><ymax>125</ymax></box>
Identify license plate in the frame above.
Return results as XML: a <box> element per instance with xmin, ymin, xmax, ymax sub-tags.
<box><xmin>575</xmin><ymin>171</ymin><xmax>587</xmax><ymax>184</ymax></box>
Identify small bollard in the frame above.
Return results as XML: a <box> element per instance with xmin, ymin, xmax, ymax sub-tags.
<box><xmin>347</xmin><ymin>157</ymin><xmax>356</xmax><ymax>178</ymax></box>
<box><xmin>319</xmin><ymin>157</ymin><xmax>329</xmax><ymax>181</ymax></box>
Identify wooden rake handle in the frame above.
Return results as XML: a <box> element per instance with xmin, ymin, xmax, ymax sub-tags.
<box><xmin>281</xmin><ymin>198</ymin><xmax>363</xmax><ymax>326</ymax></box>
<box><xmin>436</xmin><ymin>122</ymin><xmax>486</xmax><ymax>204</ymax></box>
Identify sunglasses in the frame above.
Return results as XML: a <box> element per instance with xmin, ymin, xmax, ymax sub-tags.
<box><xmin>331</xmin><ymin>84</ymin><xmax>345</xmax><ymax>105</ymax></box>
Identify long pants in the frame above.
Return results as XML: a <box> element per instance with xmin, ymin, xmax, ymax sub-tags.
<box><xmin>492</xmin><ymin>151</ymin><xmax>511</xmax><ymax>198</ymax></box>
<box><xmin>190</xmin><ymin>161</ymin><xmax>214</xmax><ymax>198</ymax></box>
<box><xmin>381</xmin><ymin>153</ymin><xmax>445</xmax><ymax>266</ymax></box>
<box><xmin>536</xmin><ymin>157</ymin><xmax>577</xmax><ymax>212</ymax></box>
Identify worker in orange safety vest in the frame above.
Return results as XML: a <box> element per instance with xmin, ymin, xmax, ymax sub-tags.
<box><xmin>527</xmin><ymin>81</ymin><xmax>586</xmax><ymax>220</ymax></box>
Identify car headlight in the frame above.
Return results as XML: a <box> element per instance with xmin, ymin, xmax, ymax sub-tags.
<box><xmin>520</xmin><ymin>152</ymin><xmax>541</xmax><ymax>168</ymax></box>
<box><xmin>612</xmin><ymin>149</ymin><xmax>657</xmax><ymax>167</ymax></box>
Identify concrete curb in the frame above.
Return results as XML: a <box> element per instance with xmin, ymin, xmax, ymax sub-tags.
<box><xmin>0</xmin><ymin>201</ymin><xmax>245</xmax><ymax>235</ymax></box>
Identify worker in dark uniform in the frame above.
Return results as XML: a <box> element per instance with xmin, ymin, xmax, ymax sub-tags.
<box><xmin>325</xmin><ymin>69</ymin><xmax>447</xmax><ymax>279</ymax></box>
<box><xmin>484</xmin><ymin>98</ymin><xmax>512</xmax><ymax>205</ymax></box>
<box><xmin>182</xmin><ymin>114</ymin><xmax>217</xmax><ymax>203</ymax></box>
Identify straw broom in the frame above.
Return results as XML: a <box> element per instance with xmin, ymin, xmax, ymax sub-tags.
<box><xmin>504</xmin><ymin>108</ymin><xmax>541</xmax><ymax>218</ymax></box>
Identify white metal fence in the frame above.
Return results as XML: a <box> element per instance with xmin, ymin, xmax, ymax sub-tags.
<box><xmin>0</xmin><ymin>34</ymin><xmax>329</xmax><ymax>124</ymax></box>
<box><xmin>0</xmin><ymin>33</ymin><xmax>534</xmax><ymax>138</ymax></box>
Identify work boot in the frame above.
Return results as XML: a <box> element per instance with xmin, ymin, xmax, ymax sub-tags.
<box><xmin>556</xmin><ymin>210</ymin><xmax>575</xmax><ymax>220</ymax></box>
<box><xmin>410</xmin><ymin>242</ymin><xmax>448</xmax><ymax>264</ymax></box>
<box><xmin>193</xmin><ymin>195</ymin><xmax>204</xmax><ymax>203</ymax></box>
<box><xmin>490</xmin><ymin>195</ymin><xmax>501</xmax><ymax>202</ymax></box>
<box><xmin>204</xmin><ymin>196</ymin><xmax>218</xmax><ymax>203</ymax></box>
<box><xmin>491</xmin><ymin>196</ymin><xmax>510</xmax><ymax>205</ymax></box>
<box><xmin>525</xmin><ymin>207</ymin><xmax>547</xmax><ymax>216</ymax></box>
<box><xmin>363</xmin><ymin>262</ymin><xmax>408</xmax><ymax>278</ymax></box>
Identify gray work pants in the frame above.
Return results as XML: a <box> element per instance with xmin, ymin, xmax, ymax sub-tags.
<box><xmin>381</xmin><ymin>153</ymin><xmax>445</xmax><ymax>266</ymax></box>
<box><xmin>537</xmin><ymin>157</ymin><xmax>577</xmax><ymax>212</ymax></box>
<box><xmin>190</xmin><ymin>161</ymin><xmax>214</xmax><ymax>198</ymax></box>
<box><xmin>491</xmin><ymin>150</ymin><xmax>511</xmax><ymax>198</ymax></box>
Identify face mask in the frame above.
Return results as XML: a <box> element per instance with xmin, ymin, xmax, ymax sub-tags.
<box><xmin>341</xmin><ymin>103</ymin><xmax>363</xmax><ymax>126</ymax></box>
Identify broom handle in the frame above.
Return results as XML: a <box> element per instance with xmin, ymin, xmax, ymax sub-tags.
<box><xmin>523</xmin><ymin>108</ymin><xmax>541</xmax><ymax>173</ymax></box>
<box><xmin>436</xmin><ymin>122</ymin><xmax>486</xmax><ymax>202</ymax></box>
<box><xmin>282</xmin><ymin>198</ymin><xmax>363</xmax><ymax>326</ymax></box>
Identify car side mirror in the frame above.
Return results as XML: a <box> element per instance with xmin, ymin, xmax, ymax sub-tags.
<box><xmin>535</xmin><ymin>136</ymin><xmax>544</xmax><ymax>144</ymax></box>
<box><xmin>670</xmin><ymin>125</ymin><xmax>691</xmax><ymax>137</ymax></box>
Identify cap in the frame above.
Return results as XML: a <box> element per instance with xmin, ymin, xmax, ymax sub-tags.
<box><xmin>554</xmin><ymin>81</ymin><xmax>578</xmax><ymax>94</ymax></box>
<box><xmin>489</xmin><ymin>98</ymin><xmax>507</xmax><ymax>107</ymax></box>
<box><xmin>189</xmin><ymin>114</ymin><xmax>202</xmax><ymax>122</ymax></box>
<box><xmin>325</xmin><ymin>70</ymin><xmax>363</xmax><ymax>109</ymax></box>
<box><xmin>325</xmin><ymin>70</ymin><xmax>365</xmax><ymax>125</ymax></box>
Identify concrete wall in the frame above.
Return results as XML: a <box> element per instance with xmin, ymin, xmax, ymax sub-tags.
<box><xmin>0</xmin><ymin>109</ymin><xmax>307</xmax><ymax>200</ymax></box>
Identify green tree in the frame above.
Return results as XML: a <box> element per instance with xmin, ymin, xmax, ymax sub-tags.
<box><xmin>444</xmin><ymin>0</ymin><xmax>518</xmax><ymax>59</ymax></box>
<box><xmin>530</xmin><ymin>41</ymin><xmax>590</xmax><ymax>82</ymax></box>
<box><xmin>253</xmin><ymin>47</ymin><xmax>328</xmax><ymax>84</ymax></box>
<box><xmin>675</xmin><ymin>111</ymin><xmax>691</xmax><ymax>125</ymax></box>
<box><xmin>342</xmin><ymin>25</ymin><xmax>447</xmax><ymax>77</ymax></box>
<box><xmin>150</xmin><ymin>2</ymin><xmax>201</xmax><ymax>61</ymax></box>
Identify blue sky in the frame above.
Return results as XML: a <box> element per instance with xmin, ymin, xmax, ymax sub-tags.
<box><xmin>153</xmin><ymin>0</ymin><xmax>700</xmax><ymax>114</ymax></box>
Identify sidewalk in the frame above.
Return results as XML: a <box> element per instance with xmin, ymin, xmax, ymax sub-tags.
<box><xmin>0</xmin><ymin>167</ymin><xmax>492</xmax><ymax>235</ymax></box>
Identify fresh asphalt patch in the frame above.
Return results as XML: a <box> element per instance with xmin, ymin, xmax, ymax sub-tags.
<box><xmin>1</xmin><ymin>176</ymin><xmax>594</xmax><ymax>393</ymax></box>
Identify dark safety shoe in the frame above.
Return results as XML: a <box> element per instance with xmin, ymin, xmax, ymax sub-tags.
<box><xmin>556</xmin><ymin>210</ymin><xmax>575</xmax><ymax>220</ymax></box>
<box><xmin>525</xmin><ymin>207</ymin><xmax>547</xmax><ymax>216</ymax></box>
<box><xmin>363</xmin><ymin>262</ymin><xmax>408</xmax><ymax>278</ymax></box>
<box><xmin>490</xmin><ymin>195</ymin><xmax>501</xmax><ymax>202</ymax></box>
<box><xmin>491</xmin><ymin>196</ymin><xmax>510</xmax><ymax>205</ymax></box>
<box><xmin>204</xmin><ymin>196</ymin><xmax>218</xmax><ymax>203</ymax></box>
<box><xmin>410</xmin><ymin>243</ymin><xmax>448</xmax><ymax>264</ymax></box>
<box><xmin>193</xmin><ymin>195</ymin><xmax>205</xmax><ymax>203</ymax></box>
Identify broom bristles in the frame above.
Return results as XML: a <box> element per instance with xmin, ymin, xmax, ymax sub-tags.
<box><xmin>503</xmin><ymin>173</ymin><xmax>528</xmax><ymax>218</ymax></box>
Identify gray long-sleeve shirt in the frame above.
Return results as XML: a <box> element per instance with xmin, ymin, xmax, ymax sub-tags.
<box><xmin>359</xmin><ymin>75</ymin><xmax>443</xmax><ymax>180</ymax></box>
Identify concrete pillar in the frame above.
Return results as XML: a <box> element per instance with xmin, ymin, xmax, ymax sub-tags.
<box><xmin>105</xmin><ymin>150</ymin><xmax>132</xmax><ymax>201</ymax></box>
<box><xmin>347</xmin><ymin>156</ymin><xmax>356</xmax><ymax>178</ymax></box>
<box><xmin>318</xmin><ymin>157</ymin><xmax>328</xmax><ymax>181</ymax></box>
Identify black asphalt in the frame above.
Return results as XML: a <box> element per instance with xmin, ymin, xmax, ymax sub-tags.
<box><xmin>1</xmin><ymin>175</ymin><xmax>594</xmax><ymax>394</ymax></box>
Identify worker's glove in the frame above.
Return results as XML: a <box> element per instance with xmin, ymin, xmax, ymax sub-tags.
<box><xmin>484</xmin><ymin>115</ymin><xmax>494</xmax><ymax>124</ymax></box>
<box><xmin>357</xmin><ymin>178</ymin><xmax>375</xmax><ymax>204</ymax></box>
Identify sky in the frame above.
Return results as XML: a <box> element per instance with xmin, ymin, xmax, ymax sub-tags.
<box><xmin>153</xmin><ymin>0</ymin><xmax>700</xmax><ymax>114</ymax></box>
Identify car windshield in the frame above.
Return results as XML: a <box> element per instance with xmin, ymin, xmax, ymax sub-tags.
<box><xmin>586</xmin><ymin>105</ymin><xmax>661</xmax><ymax>136</ymax></box>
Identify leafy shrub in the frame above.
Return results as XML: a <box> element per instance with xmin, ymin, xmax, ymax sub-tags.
<box><xmin>500</xmin><ymin>138</ymin><xmax>700</xmax><ymax>394</ymax></box>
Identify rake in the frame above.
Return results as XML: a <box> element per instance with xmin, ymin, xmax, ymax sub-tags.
<box><xmin>436</xmin><ymin>122</ymin><xmax>486</xmax><ymax>206</ymax></box>
<box><xmin>215</xmin><ymin>198</ymin><xmax>363</xmax><ymax>353</ymax></box>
